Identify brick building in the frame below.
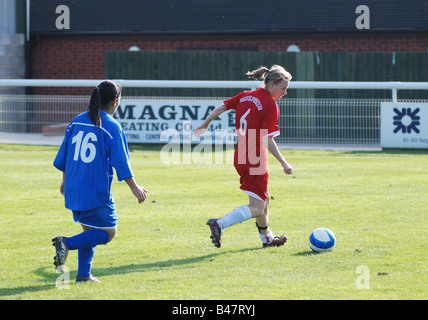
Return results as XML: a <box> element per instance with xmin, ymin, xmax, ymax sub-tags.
<box><xmin>29</xmin><ymin>0</ymin><xmax>428</xmax><ymax>94</ymax></box>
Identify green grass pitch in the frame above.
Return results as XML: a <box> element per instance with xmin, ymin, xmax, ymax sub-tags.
<box><xmin>0</xmin><ymin>144</ymin><xmax>426</xmax><ymax>300</ymax></box>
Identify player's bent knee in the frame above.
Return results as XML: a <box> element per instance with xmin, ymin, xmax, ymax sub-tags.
<box><xmin>105</xmin><ymin>227</ymin><xmax>117</xmax><ymax>242</ymax></box>
<box><xmin>248</xmin><ymin>197</ymin><xmax>268</xmax><ymax>218</ymax></box>
<box><xmin>248</xmin><ymin>205</ymin><xmax>264</xmax><ymax>217</ymax></box>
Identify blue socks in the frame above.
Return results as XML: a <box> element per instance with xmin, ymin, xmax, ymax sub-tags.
<box><xmin>78</xmin><ymin>247</ymin><xmax>95</xmax><ymax>278</ymax></box>
<box><xmin>65</xmin><ymin>229</ymin><xmax>109</xmax><ymax>278</ymax></box>
<box><xmin>65</xmin><ymin>229</ymin><xmax>109</xmax><ymax>250</ymax></box>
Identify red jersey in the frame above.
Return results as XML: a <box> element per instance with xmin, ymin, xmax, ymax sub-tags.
<box><xmin>224</xmin><ymin>88</ymin><xmax>280</xmax><ymax>176</ymax></box>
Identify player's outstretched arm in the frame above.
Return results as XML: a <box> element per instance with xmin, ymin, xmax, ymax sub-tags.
<box><xmin>194</xmin><ymin>105</ymin><xmax>228</xmax><ymax>138</ymax></box>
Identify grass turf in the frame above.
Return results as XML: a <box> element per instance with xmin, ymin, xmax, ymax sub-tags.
<box><xmin>0</xmin><ymin>144</ymin><xmax>426</xmax><ymax>300</ymax></box>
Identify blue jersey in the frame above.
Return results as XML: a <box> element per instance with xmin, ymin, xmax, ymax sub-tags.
<box><xmin>54</xmin><ymin>111</ymin><xmax>133</xmax><ymax>211</ymax></box>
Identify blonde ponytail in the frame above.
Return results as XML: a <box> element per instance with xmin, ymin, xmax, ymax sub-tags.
<box><xmin>246</xmin><ymin>65</ymin><xmax>292</xmax><ymax>87</ymax></box>
<box><xmin>246</xmin><ymin>67</ymin><xmax>270</xmax><ymax>80</ymax></box>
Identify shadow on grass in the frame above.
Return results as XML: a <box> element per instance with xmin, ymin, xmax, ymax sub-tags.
<box><xmin>291</xmin><ymin>250</ymin><xmax>319</xmax><ymax>256</ymax></box>
<box><xmin>93</xmin><ymin>246</ymin><xmax>263</xmax><ymax>277</ymax></box>
<box><xmin>1</xmin><ymin>246</ymin><xmax>263</xmax><ymax>298</ymax></box>
<box><xmin>291</xmin><ymin>250</ymin><xmax>335</xmax><ymax>256</ymax></box>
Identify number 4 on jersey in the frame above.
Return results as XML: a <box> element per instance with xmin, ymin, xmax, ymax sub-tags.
<box><xmin>72</xmin><ymin>131</ymin><xmax>97</xmax><ymax>163</ymax></box>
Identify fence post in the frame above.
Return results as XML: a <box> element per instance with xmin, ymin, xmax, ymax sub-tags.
<box><xmin>392</xmin><ymin>88</ymin><xmax>398</xmax><ymax>103</ymax></box>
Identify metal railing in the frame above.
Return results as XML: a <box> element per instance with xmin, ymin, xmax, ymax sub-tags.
<box><xmin>1</xmin><ymin>79</ymin><xmax>427</xmax><ymax>147</ymax></box>
<box><xmin>1</xmin><ymin>79</ymin><xmax>428</xmax><ymax>102</ymax></box>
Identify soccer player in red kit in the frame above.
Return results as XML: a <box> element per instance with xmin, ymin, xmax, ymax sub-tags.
<box><xmin>194</xmin><ymin>65</ymin><xmax>293</xmax><ymax>248</ymax></box>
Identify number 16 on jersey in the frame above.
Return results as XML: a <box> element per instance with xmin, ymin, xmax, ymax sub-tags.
<box><xmin>72</xmin><ymin>131</ymin><xmax>98</xmax><ymax>163</ymax></box>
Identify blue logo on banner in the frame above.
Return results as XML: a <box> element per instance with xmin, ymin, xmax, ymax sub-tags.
<box><xmin>393</xmin><ymin>108</ymin><xmax>420</xmax><ymax>134</ymax></box>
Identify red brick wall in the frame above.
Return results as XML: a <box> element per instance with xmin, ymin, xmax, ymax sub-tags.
<box><xmin>31</xmin><ymin>33</ymin><xmax>428</xmax><ymax>95</ymax></box>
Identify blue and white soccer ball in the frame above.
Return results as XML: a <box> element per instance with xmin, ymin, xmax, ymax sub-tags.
<box><xmin>309</xmin><ymin>228</ymin><xmax>336</xmax><ymax>252</ymax></box>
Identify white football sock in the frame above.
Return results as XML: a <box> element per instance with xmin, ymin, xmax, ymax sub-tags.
<box><xmin>217</xmin><ymin>205</ymin><xmax>252</xmax><ymax>229</ymax></box>
<box><xmin>259</xmin><ymin>230</ymin><xmax>274</xmax><ymax>244</ymax></box>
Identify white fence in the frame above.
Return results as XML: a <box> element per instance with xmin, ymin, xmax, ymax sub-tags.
<box><xmin>2</xmin><ymin>79</ymin><xmax>428</xmax><ymax>102</ymax></box>
<box><xmin>0</xmin><ymin>80</ymin><xmax>427</xmax><ymax>147</ymax></box>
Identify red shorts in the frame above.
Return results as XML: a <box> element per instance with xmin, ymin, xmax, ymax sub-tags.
<box><xmin>235</xmin><ymin>165</ymin><xmax>269</xmax><ymax>201</ymax></box>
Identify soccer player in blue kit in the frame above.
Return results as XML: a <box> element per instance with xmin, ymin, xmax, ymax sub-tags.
<box><xmin>52</xmin><ymin>80</ymin><xmax>147</xmax><ymax>283</ymax></box>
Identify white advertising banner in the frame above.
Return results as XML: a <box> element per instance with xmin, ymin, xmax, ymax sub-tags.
<box><xmin>381</xmin><ymin>102</ymin><xmax>428</xmax><ymax>149</ymax></box>
<box><xmin>113</xmin><ymin>98</ymin><xmax>236</xmax><ymax>144</ymax></box>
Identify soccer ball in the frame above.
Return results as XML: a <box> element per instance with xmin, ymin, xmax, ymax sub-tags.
<box><xmin>309</xmin><ymin>228</ymin><xmax>336</xmax><ymax>252</ymax></box>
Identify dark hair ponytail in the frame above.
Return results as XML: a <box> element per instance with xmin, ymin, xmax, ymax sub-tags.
<box><xmin>88</xmin><ymin>80</ymin><xmax>122</xmax><ymax>126</ymax></box>
<box><xmin>88</xmin><ymin>87</ymin><xmax>102</xmax><ymax>126</ymax></box>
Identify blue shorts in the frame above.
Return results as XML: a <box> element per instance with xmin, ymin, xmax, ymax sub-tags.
<box><xmin>72</xmin><ymin>206</ymin><xmax>117</xmax><ymax>230</ymax></box>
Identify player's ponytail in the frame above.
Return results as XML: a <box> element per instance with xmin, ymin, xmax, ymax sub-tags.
<box><xmin>88</xmin><ymin>87</ymin><xmax>102</xmax><ymax>126</ymax></box>
<box><xmin>246</xmin><ymin>65</ymin><xmax>292</xmax><ymax>87</ymax></box>
<box><xmin>246</xmin><ymin>66</ymin><xmax>270</xmax><ymax>80</ymax></box>
<box><xmin>88</xmin><ymin>80</ymin><xmax>122</xmax><ymax>126</ymax></box>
